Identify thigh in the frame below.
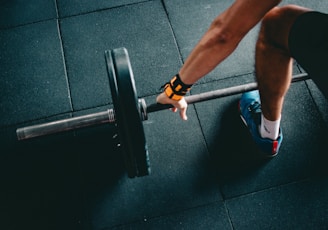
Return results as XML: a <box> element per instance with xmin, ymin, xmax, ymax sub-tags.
<box><xmin>289</xmin><ymin>11</ymin><xmax>328</xmax><ymax>99</ymax></box>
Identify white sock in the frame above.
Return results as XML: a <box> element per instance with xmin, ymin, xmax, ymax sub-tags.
<box><xmin>259</xmin><ymin>114</ymin><xmax>281</xmax><ymax>140</ymax></box>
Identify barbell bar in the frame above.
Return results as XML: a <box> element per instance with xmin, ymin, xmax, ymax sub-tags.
<box><xmin>147</xmin><ymin>71</ymin><xmax>309</xmax><ymax>113</ymax></box>
<box><xmin>16</xmin><ymin>69</ymin><xmax>309</xmax><ymax>140</ymax></box>
<box><xmin>16</xmin><ymin>47</ymin><xmax>310</xmax><ymax>177</ymax></box>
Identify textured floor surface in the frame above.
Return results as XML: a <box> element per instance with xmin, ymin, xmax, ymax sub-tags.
<box><xmin>1</xmin><ymin>0</ymin><xmax>328</xmax><ymax>229</ymax></box>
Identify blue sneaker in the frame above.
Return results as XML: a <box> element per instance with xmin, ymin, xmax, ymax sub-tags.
<box><xmin>239</xmin><ymin>90</ymin><xmax>283</xmax><ymax>157</ymax></box>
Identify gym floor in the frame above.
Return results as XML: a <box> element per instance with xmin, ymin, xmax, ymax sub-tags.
<box><xmin>1</xmin><ymin>0</ymin><xmax>328</xmax><ymax>229</ymax></box>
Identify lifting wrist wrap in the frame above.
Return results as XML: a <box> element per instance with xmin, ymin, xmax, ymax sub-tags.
<box><xmin>162</xmin><ymin>74</ymin><xmax>193</xmax><ymax>101</ymax></box>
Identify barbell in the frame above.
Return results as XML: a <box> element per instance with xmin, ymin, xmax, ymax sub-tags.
<box><xmin>16</xmin><ymin>47</ymin><xmax>310</xmax><ymax>178</ymax></box>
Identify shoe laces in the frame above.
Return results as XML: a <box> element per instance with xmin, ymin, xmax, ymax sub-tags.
<box><xmin>248</xmin><ymin>101</ymin><xmax>262</xmax><ymax>124</ymax></box>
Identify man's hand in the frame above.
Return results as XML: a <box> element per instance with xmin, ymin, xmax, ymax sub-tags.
<box><xmin>156</xmin><ymin>92</ymin><xmax>188</xmax><ymax>121</ymax></box>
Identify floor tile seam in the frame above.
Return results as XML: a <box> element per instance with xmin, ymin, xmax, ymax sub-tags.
<box><xmin>55</xmin><ymin>0</ymin><xmax>153</xmax><ymax>20</ymax></box>
<box><xmin>0</xmin><ymin>0</ymin><xmax>154</xmax><ymax>30</ymax></box>
<box><xmin>56</xmin><ymin>19</ymin><xmax>74</xmax><ymax>112</ymax></box>
<box><xmin>223</xmin><ymin>178</ymin><xmax>310</xmax><ymax>202</ymax></box>
<box><xmin>193</xmin><ymin>100</ymin><xmax>228</xmax><ymax>202</ymax></box>
<box><xmin>192</xmin><ymin>67</ymin><xmax>305</xmax><ymax>89</ymax></box>
<box><xmin>304</xmin><ymin>80</ymin><xmax>328</xmax><ymax>129</ymax></box>
<box><xmin>192</xmin><ymin>103</ymin><xmax>211</xmax><ymax>153</ymax></box>
<box><xmin>54</xmin><ymin>0</ymin><xmax>59</xmax><ymax>19</ymax></box>
<box><xmin>0</xmin><ymin>18</ymin><xmax>59</xmax><ymax>31</ymax></box>
<box><xmin>192</xmin><ymin>71</ymin><xmax>255</xmax><ymax>87</ymax></box>
<box><xmin>192</xmin><ymin>102</ymin><xmax>225</xmax><ymax>200</ymax></box>
<box><xmin>223</xmin><ymin>201</ymin><xmax>236</xmax><ymax>230</ymax></box>
<box><xmin>295</xmin><ymin>63</ymin><xmax>328</xmax><ymax>127</ymax></box>
<box><xmin>189</xmin><ymin>70</ymin><xmax>310</xmax><ymax>94</ymax></box>
<box><xmin>160</xmin><ymin>0</ymin><xmax>185</xmax><ymax>64</ymax></box>
<box><xmin>106</xmin><ymin>200</ymin><xmax>227</xmax><ymax>229</ymax></box>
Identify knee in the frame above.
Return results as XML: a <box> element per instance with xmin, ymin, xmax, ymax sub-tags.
<box><xmin>262</xmin><ymin>5</ymin><xmax>298</xmax><ymax>29</ymax></box>
<box><xmin>260</xmin><ymin>7</ymin><xmax>287</xmax><ymax>45</ymax></box>
<box><xmin>259</xmin><ymin>5</ymin><xmax>309</xmax><ymax>47</ymax></box>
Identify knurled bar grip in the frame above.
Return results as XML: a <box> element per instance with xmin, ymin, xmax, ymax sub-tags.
<box><xmin>16</xmin><ymin>109</ymin><xmax>115</xmax><ymax>140</ymax></box>
<box><xmin>16</xmin><ymin>73</ymin><xmax>309</xmax><ymax>140</ymax></box>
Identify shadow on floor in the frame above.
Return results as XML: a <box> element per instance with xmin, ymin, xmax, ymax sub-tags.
<box><xmin>208</xmin><ymin>99</ymin><xmax>272</xmax><ymax>183</ymax></box>
<box><xmin>0</xmin><ymin>124</ymin><xmax>125</xmax><ymax>230</ymax></box>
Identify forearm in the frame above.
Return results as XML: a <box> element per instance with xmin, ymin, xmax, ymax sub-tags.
<box><xmin>179</xmin><ymin>0</ymin><xmax>281</xmax><ymax>85</ymax></box>
<box><xmin>179</xmin><ymin>22</ymin><xmax>240</xmax><ymax>85</ymax></box>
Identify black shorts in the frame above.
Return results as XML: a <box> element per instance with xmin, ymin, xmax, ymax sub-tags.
<box><xmin>289</xmin><ymin>11</ymin><xmax>328</xmax><ymax>99</ymax></box>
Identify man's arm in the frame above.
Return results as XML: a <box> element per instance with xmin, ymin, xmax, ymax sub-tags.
<box><xmin>157</xmin><ymin>0</ymin><xmax>281</xmax><ymax>120</ymax></box>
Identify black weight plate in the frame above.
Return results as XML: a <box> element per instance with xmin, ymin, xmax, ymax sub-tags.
<box><xmin>105</xmin><ymin>49</ymin><xmax>137</xmax><ymax>178</ymax></box>
<box><xmin>106</xmin><ymin>48</ymin><xmax>150</xmax><ymax>177</ymax></box>
<box><xmin>112</xmin><ymin>48</ymin><xmax>150</xmax><ymax>177</ymax></box>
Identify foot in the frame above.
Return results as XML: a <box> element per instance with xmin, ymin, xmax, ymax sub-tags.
<box><xmin>239</xmin><ymin>90</ymin><xmax>283</xmax><ymax>157</ymax></box>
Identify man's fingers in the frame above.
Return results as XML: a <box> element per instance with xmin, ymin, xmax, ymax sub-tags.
<box><xmin>180</xmin><ymin>108</ymin><xmax>188</xmax><ymax>121</ymax></box>
<box><xmin>156</xmin><ymin>92</ymin><xmax>188</xmax><ymax>120</ymax></box>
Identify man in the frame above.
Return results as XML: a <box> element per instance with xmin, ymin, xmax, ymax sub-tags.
<box><xmin>156</xmin><ymin>1</ymin><xmax>328</xmax><ymax>156</ymax></box>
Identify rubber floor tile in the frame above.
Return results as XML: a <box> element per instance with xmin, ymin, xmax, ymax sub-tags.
<box><xmin>114</xmin><ymin>202</ymin><xmax>232</xmax><ymax>230</ymax></box>
<box><xmin>0</xmin><ymin>0</ymin><xmax>57</xmax><ymax>29</ymax></box>
<box><xmin>0</xmin><ymin>20</ymin><xmax>72</xmax><ymax>127</ymax></box>
<box><xmin>84</xmin><ymin>96</ymin><xmax>221</xmax><ymax>229</ymax></box>
<box><xmin>192</xmin><ymin>76</ymin><xmax>326</xmax><ymax>198</ymax></box>
<box><xmin>59</xmin><ymin>1</ymin><xmax>181</xmax><ymax>110</ymax></box>
<box><xmin>226</xmin><ymin>178</ymin><xmax>328</xmax><ymax>229</ymax></box>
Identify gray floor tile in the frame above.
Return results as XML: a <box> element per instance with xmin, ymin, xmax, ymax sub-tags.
<box><xmin>116</xmin><ymin>202</ymin><xmax>232</xmax><ymax>230</ymax></box>
<box><xmin>226</xmin><ymin>178</ymin><xmax>328</xmax><ymax>229</ymax></box>
<box><xmin>0</xmin><ymin>0</ymin><xmax>57</xmax><ymax>29</ymax></box>
<box><xmin>57</xmin><ymin>0</ymin><xmax>146</xmax><ymax>17</ymax></box>
<box><xmin>59</xmin><ymin>1</ymin><xmax>182</xmax><ymax>110</ymax></box>
<box><xmin>2</xmin><ymin>0</ymin><xmax>328</xmax><ymax>229</ymax></box>
<box><xmin>85</xmin><ymin>96</ymin><xmax>221</xmax><ymax>229</ymax></box>
<box><xmin>192</xmin><ymin>76</ymin><xmax>326</xmax><ymax>198</ymax></box>
<box><xmin>0</xmin><ymin>20</ymin><xmax>72</xmax><ymax>127</ymax></box>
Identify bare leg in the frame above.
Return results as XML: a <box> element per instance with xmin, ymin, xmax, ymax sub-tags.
<box><xmin>256</xmin><ymin>5</ymin><xmax>311</xmax><ymax>121</ymax></box>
